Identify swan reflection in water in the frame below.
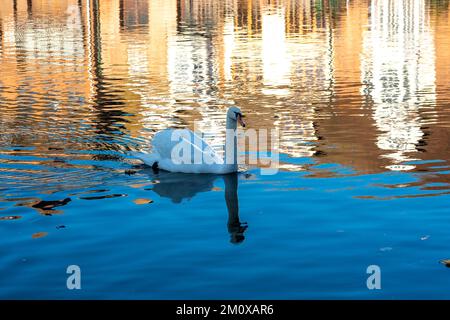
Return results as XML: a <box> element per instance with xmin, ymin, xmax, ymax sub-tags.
<box><xmin>142</xmin><ymin>170</ymin><xmax>248</xmax><ymax>244</ymax></box>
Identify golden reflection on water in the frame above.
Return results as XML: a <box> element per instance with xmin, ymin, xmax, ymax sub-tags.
<box><xmin>1</xmin><ymin>0</ymin><xmax>450</xmax><ymax>178</ymax></box>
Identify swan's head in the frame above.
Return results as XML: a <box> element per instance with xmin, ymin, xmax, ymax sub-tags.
<box><xmin>227</xmin><ymin>106</ymin><xmax>246</xmax><ymax>128</ymax></box>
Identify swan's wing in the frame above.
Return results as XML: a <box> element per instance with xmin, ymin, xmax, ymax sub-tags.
<box><xmin>187</xmin><ymin>130</ymin><xmax>224</xmax><ymax>165</ymax></box>
<box><xmin>152</xmin><ymin>129</ymin><xmax>223</xmax><ymax>164</ymax></box>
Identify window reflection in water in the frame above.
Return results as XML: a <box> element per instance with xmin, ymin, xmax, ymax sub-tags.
<box><xmin>361</xmin><ymin>0</ymin><xmax>437</xmax><ymax>171</ymax></box>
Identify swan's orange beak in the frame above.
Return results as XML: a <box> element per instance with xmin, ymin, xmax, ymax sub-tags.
<box><xmin>237</xmin><ymin>113</ymin><xmax>246</xmax><ymax>128</ymax></box>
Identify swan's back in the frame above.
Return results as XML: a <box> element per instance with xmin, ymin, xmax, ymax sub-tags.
<box><xmin>152</xmin><ymin>129</ymin><xmax>223</xmax><ymax>165</ymax></box>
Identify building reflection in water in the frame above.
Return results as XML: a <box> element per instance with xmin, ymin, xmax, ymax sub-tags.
<box><xmin>361</xmin><ymin>0</ymin><xmax>436</xmax><ymax>171</ymax></box>
<box><xmin>1</xmin><ymin>0</ymin><xmax>449</xmax><ymax>178</ymax></box>
<box><xmin>0</xmin><ymin>0</ymin><xmax>91</xmax><ymax>149</ymax></box>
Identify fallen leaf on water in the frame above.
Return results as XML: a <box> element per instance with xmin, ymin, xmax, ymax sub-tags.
<box><xmin>0</xmin><ymin>215</ymin><xmax>21</xmax><ymax>221</ymax></box>
<box><xmin>130</xmin><ymin>183</ymin><xmax>149</xmax><ymax>189</ymax></box>
<box><xmin>212</xmin><ymin>187</ymin><xmax>222</xmax><ymax>191</ymax></box>
<box><xmin>440</xmin><ymin>260</ymin><xmax>450</xmax><ymax>267</ymax></box>
<box><xmin>133</xmin><ymin>198</ymin><xmax>154</xmax><ymax>205</ymax></box>
<box><xmin>32</xmin><ymin>232</ymin><xmax>48</xmax><ymax>239</ymax></box>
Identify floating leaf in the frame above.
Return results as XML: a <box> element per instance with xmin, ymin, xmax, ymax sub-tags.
<box><xmin>133</xmin><ymin>198</ymin><xmax>154</xmax><ymax>205</ymax></box>
<box><xmin>440</xmin><ymin>260</ymin><xmax>450</xmax><ymax>267</ymax></box>
<box><xmin>32</xmin><ymin>232</ymin><xmax>48</xmax><ymax>239</ymax></box>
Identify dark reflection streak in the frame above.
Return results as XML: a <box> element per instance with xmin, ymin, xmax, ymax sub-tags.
<box><xmin>90</xmin><ymin>0</ymin><xmax>127</xmax><ymax>149</ymax></box>
<box><xmin>0</xmin><ymin>18</ymin><xmax>3</xmax><ymax>53</ymax></box>
<box><xmin>309</xmin><ymin>0</ymin><xmax>315</xmax><ymax>30</ymax></box>
<box><xmin>176</xmin><ymin>0</ymin><xmax>182</xmax><ymax>32</ymax></box>
<box><xmin>312</xmin><ymin>0</ymin><xmax>318</xmax><ymax>29</ymax></box>
<box><xmin>27</xmin><ymin>0</ymin><xmax>32</xmax><ymax>19</ymax></box>
<box><xmin>430</xmin><ymin>0</ymin><xmax>450</xmax><ymax>13</ymax></box>
<box><xmin>13</xmin><ymin>0</ymin><xmax>18</xmax><ymax>40</ymax></box>
<box><xmin>78</xmin><ymin>0</ymin><xmax>87</xmax><ymax>53</ymax></box>
<box><xmin>236</xmin><ymin>0</ymin><xmax>247</xmax><ymax>29</ymax></box>
<box><xmin>119</xmin><ymin>0</ymin><xmax>124</xmax><ymax>29</ymax></box>
<box><xmin>91</xmin><ymin>0</ymin><xmax>103</xmax><ymax>81</ymax></box>
<box><xmin>91</xmin><ymin>0</ymin><xmax>109</xmax><ymax>135</ymax></box>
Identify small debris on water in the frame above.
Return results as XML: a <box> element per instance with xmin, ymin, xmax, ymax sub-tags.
<box><xmin>0</xmin><ymin>215</ymin><xmax>21</xmax><ymax>221</ymax></box>
<box><xmin>133</xmin><ymin>198</ymin><xmax>154</xmax><ymax>205</ymax></box>
<box><xmin>32</xmin><ymin>232</ymin><xmax>48</xmax><ymax>239</ymax></box>
<box><xmin>440</xmin><ymin>260</ymin><xmax>450</xmax><ymax>267</ymax></box>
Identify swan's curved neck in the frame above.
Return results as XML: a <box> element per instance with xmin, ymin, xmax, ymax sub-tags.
<box><xmin>224</xmin><ymin>117</ymin><xmax>238</xmax><ymax>172</ymax></box>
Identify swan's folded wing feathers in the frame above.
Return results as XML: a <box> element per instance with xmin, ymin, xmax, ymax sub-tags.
<box><xmin>152</xmin><ymin>129</ymin><xmax>223</xmax><ymax>165</ymax></box>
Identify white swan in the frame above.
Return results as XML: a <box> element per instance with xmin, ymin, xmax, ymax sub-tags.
<box><xmin>132</xmin><ymin>107</ymin><xmax>246</xmax><ymax>174</ymax></box>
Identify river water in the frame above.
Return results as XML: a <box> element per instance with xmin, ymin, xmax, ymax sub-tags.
<box><xmin>0</xmin><ymin>0</ymin><xmax>450</xmax><ymax>298</ymax></box>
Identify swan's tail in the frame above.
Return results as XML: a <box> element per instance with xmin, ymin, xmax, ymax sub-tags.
<box><xmin>129</xmin><ymin>151</ymin><xmax>160</xmax><ymax>166</ymax></box>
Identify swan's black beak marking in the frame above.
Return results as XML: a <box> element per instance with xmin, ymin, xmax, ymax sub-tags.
<box><xmin>152</xmin><ymin>161</ymin><xmax>159</xmax><ymax>173</ymax></box>
<box><xmin>236</xmin><ymin>113</ymin><xmax>246</xmax><ymax>128</ymax></box>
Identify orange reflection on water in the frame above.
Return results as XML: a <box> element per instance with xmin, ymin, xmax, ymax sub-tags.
<box><xmin>1</xmin><ymin>0</ymin><xmax>450</xmax><ymax>182</ymax></box>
